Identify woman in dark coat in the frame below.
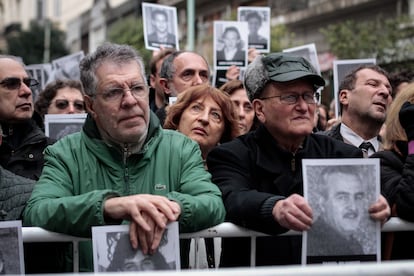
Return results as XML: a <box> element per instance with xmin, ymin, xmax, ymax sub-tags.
<box><xmin>371</xmin><ymin>82</ymin><xmax>414</xmax><ymax>260</ymax></box>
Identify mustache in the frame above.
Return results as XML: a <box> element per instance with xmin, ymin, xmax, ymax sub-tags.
<box><xmin>343</xmin><ymin>211</ymin><xmax>358</xmax><ymax>219</ymax></box>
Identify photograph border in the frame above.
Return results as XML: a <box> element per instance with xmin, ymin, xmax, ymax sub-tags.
<box><xmin>301</xmin><ymin>158</ymin><xmax>381</xmax><ymax>265</ymax></box>
<box><xmin>0</xmin><ymin>220</ymin><xmax>25</xmax><ymax>274</ymax></box>
<box><xmin>44</xmin><ymin>113</ymin><xmax>87</xmax><ymax>140</ymax></box>
<box><xmin>142</xmin><ymin>2</ymin><xmax>179</xmax><ymax>51</ymax></box>
<box><xmin>237</xmin><ymin>6</ymin><xmax>271</xmax><ymax>53</ymax></box>
<box><xmin>92</xmin><ymin>222</ymin><xmax>180</xmax><ymax>272</ymax></box>
<box><xmin>283</xmin><ymin>43</ymin><xmax>321</xmax><ymax>75</ymax></box>
<box><xmin>333</xmin><ymin>58</ymin><xmax>376</xmax><ymax>118</ymax></box>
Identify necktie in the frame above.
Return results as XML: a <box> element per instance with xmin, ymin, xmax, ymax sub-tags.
<box><xmin>359</xmin><ymin>142</ymin><xmax>373</xmax><ymax>158</ymax></box>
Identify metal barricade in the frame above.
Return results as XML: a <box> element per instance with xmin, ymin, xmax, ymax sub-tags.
<box><xmin>22</xmin><ymin>217</ymin><xmax>414</xmax><ymax>272</ymax></box>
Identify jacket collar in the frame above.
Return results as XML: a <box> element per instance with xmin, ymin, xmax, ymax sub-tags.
<box><xmin>83</xmin><ymin>110</ymin><xmax>160</xmax><ymax>144</ymax></box>
<box><xmin>252</xmin><ymin>125</ymin><xmax>304</xmax><ymax>173</ymax></box>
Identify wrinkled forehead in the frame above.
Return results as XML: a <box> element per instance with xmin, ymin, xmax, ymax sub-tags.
<box><xmin>356</xmin><ymin>68</ymin><xmax>389</xmax><ymax>83</ymax></box>
<box><xmin>175</xmin><ymin>53</ymin><xmax>209</xmax><ymax>72</ymax></box>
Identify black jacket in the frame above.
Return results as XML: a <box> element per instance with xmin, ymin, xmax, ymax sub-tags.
<box><xmin>0</xmin><ymin>118</ymin><xmax>57</xmax><ymax>274</ymax></box>
<box><xmin>0</xmin><ymin>119</ymin><xmax>54</xmax><ymax>180</ymax></box>
<box><xmin>207</xmin><ymin>125</ymin><xmax>362</xmax><ymax>266</ymax></box>
<box><xmin>318</xmin><ymin>122</ymin><xmax>343</xmax><ymax>141</ymax></box>
<box><xmin>371</xmin><ymin>142</ymin><xmax>414</xmax><ymax>260</ymax></box>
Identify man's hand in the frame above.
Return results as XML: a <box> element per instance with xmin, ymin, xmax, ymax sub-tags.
<box><xmin>272</xmin><ymin>194</ymin><xmax>313</xmax><ymax>231</ymax></box>
<box><xmin>248</xmin><ymin>48</ymin><xmax>259</xmax><ymax>63</ymax></box>
<box><xmin>129</xmin><ymin>213</ymin><xmax>167</xmax><ymax>255</ymax></box>
<box><xmin>368</xmin><ymin>195</ymin><xmax>391</xmax><ymax>226</ymax></box>
<box><xmin>104</xmin><ymin>194</ymin><xmax>180</xmax><ymax>231</ymax></box>
<box><xmin>225</xmin><ymin>65</ymin><xmax>240</xmax><ymax>81</ymax></box>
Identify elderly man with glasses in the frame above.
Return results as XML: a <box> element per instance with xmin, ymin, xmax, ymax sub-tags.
<box><xmin>23</xmin><ymin>43</ymin><xmax>225</xmax><ymax>272</ymax></box>
<box><xmin>207</xmin><ymin>53</ymin><xmax>390</xmax><ymax>267</ymax></box>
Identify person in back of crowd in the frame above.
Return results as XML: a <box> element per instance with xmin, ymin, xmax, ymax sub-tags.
<box><xmin>389</xmin><ymin>69</ymin><xmax>414</xmax><ymax>99</ymax></box>
<box><xmin>314</xmin><ymin>103</ymin><xmax>329</xmax><ymax>131</ymax></box>
<box><xmin>156</xmin><ymin>51</ymin><xmax>210</xmax><ymax>125</ymax></box>
<box><xmin>371</xmin><ymin>83</ymin><xmax>414</xmax><ymax>260</ymax></box>
<box><xmin>318</xmin><ymin>64</ymin><xmax>392</xmax><ymax>157</ymax></box>
<box><xmin>220</xmin><ymin>80</ymin><xmax>256</xmax><ymax>134</ymax></box>
<box><xmin>148</xmin><ymin>48</ymin><xmax>176</xmax><ymax>113</ymax></box>
<box><xmin>0</xmin><ymin>55</ymin><xmax>60</xmax><ymax>273</ymax></box>
<box><xmin>35</xmin><ymin>79</ymin><xmax>85</xmax><ymax>120</ymax></box>
<box><xmin>207</xmin><ymin>52</ymin><xmax>390</xmax><ymax>267</ymax></box>
<box><xmin>0</xmin><ymin>123</ymin><xmax>35</xmax><ymax>221</ymax></box>
<box><xmin>325</xmin><ymin>98</ymin><xmax>339</xmax><ymax>130</ymax></box>
<box><xmin>23</xmin><ymin>43</ymin><xmax>225</xmax><ymax>272</ymax></box>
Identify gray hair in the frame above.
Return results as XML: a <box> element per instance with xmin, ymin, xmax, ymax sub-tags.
<box><xmin>159</xmin><ymin>51</ymin><xmax>182</xmax><ymax>80</ymax></box>
<box><xmin>79</xmin><ymin>43</ymin><xmax>146</xmax><ymax>97</ymax></box>
<box><xmin>159</xmin><ymin>51</ymin><xmax>211</xmax><ymax>81</ymax></box>
<box><xmin>243</xmin><ymin>54</ymin><xmax>268</xmax><ymax>101</ymax></box>
<box><xmin>0</xmin><ymin>54</ymin><xmax>25</xmax><ymax>66</ymax></box>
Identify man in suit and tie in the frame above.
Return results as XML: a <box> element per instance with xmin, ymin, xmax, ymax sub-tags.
<box><xmin>319</xmin><ymin>64</ymin><xmax>392</xmax><ymax>157</ymax></box>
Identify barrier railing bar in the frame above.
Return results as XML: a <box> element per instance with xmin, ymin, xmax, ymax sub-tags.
<box><xmin>21</xmin><ymin>217</ymin><xmax>414</xmax><ymax>272</ymax></box>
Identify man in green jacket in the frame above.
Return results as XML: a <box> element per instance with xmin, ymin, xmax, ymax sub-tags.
<box><xmin>23</xmin><ymin>42</ymin><xmax>226</xmax><ymax>272</ymax></box>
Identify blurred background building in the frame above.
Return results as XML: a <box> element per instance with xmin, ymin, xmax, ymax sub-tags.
<box><xmin>0</xmin><ymin>0</ymin><xmax>413</xmax><ymax>103</ymax></box>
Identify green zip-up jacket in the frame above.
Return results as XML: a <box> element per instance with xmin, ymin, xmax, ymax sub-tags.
<box><xmin>23</xmin><ymin>112</ymin><xmax>225</xmax><ymax>272</ymax></box>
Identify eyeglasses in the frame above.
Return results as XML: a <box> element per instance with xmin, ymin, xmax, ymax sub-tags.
<box><xmin>98</xmin><ymin>83</ymin><xmax>148</xmax><ymax>102</ymax></box>
<box><xmin>0</xmin><ymin>77</ymin><xmax>39</xmax><ymax>90</ymax></box>
<box><xmin>54</xmin><ymin>99</ymin><xmax>85</xmax><ymax>111</ymax></box>
<box><xmin>260</xmin><ymin>92</ymin><xmax>319</xmax><ymax>105</ymax></box>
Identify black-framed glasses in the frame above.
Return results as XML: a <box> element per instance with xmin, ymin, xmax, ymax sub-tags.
<box><xmin>260</xmin><ymin>92</ymin><xmax>319</xmax><ymax>105</ymax></box>
<box><xmin>54</xmin><ymin>99</ymin><xmax>85</xmax><ymax>111</ymax></box>
<box><xmin>0</xmin><ymin>77</ymin><xmax>39</xmax><ymax>90</ymax></box>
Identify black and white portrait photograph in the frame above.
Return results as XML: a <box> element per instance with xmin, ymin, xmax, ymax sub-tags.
<box><xmin>283</xmin><ymin>43</ymin><xmax>321</xmax><ymax>75</ymax></box>
<box><xmin>142</xmin><ymin>3</ymin><xmax>179</xmax><ymax>51</ymax></box>
<box><xmin>0</xmin><ymin>221</ymin><xmax>25</xmax><ymax>274</ymax></box>
<box><xmin>333</xmin><ymin>58</ymin><xmax>376</xmax><ymax>118</ymax></box>
<box><xmin>302</xmin><ymin>159</ymin><xmax>381</xmax><ymax>265</ymax></box>
<box><xmin>44</xmin><ymin>113</ymin><xmax>87</xmax><ymax>140</ymax></box>
<box><xmin>214</xmin><ymin>21</ymin><xmax>248</xmax><ymax>69</ymax></box>
<box><xmin>92</xmin><ymin>222</ymin><xmax>180</xmax><ymax>272</ymax></box>
<box><xmin>238</xmin><ymin>6</ymin><xmax>270</xmax><ymax>53</ymax></box>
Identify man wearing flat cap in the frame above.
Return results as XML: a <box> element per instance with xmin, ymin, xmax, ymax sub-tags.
<box><xmin>207</xmin><ymin>53</ymin><xmax>391</xmax><ymax>266</ymax></box>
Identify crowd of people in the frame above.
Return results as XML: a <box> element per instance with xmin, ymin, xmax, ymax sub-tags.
<box><xmin>0</xmin><ymin>36</ymin><xmax>413</xmax><ymax>273</ymax></box>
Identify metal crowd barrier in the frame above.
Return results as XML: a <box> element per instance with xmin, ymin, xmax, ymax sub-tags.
<box><xmin>22</xmin><ymin>217</ymin><xmax>414</xmax><ymax>273</ymax></box>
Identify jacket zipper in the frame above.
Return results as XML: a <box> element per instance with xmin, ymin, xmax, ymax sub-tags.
<box><xmin>123</xmin><ymin>145</ymin><xmax>130</xmax><ymax>192</ymax></box>
<box><xmin>291</xmin><ymin>153</ymin><xmax>296</xmax><ymax>172</ymax></box>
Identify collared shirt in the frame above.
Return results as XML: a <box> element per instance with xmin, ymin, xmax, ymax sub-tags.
<box><xmin>224</xmin><ymin>48</ymin><xmax>237</xmax><ymax>60</ymax></box>
<box><xmin>340</xmin><ymin>123</ymin><xmax>379</xmax><ymax>157</ymax></box>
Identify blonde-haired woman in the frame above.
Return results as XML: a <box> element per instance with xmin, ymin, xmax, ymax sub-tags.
<box><xmin>371</xmin><ymin>82</ymin><xmax>414</xmax><ymax>260</ymax></box>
